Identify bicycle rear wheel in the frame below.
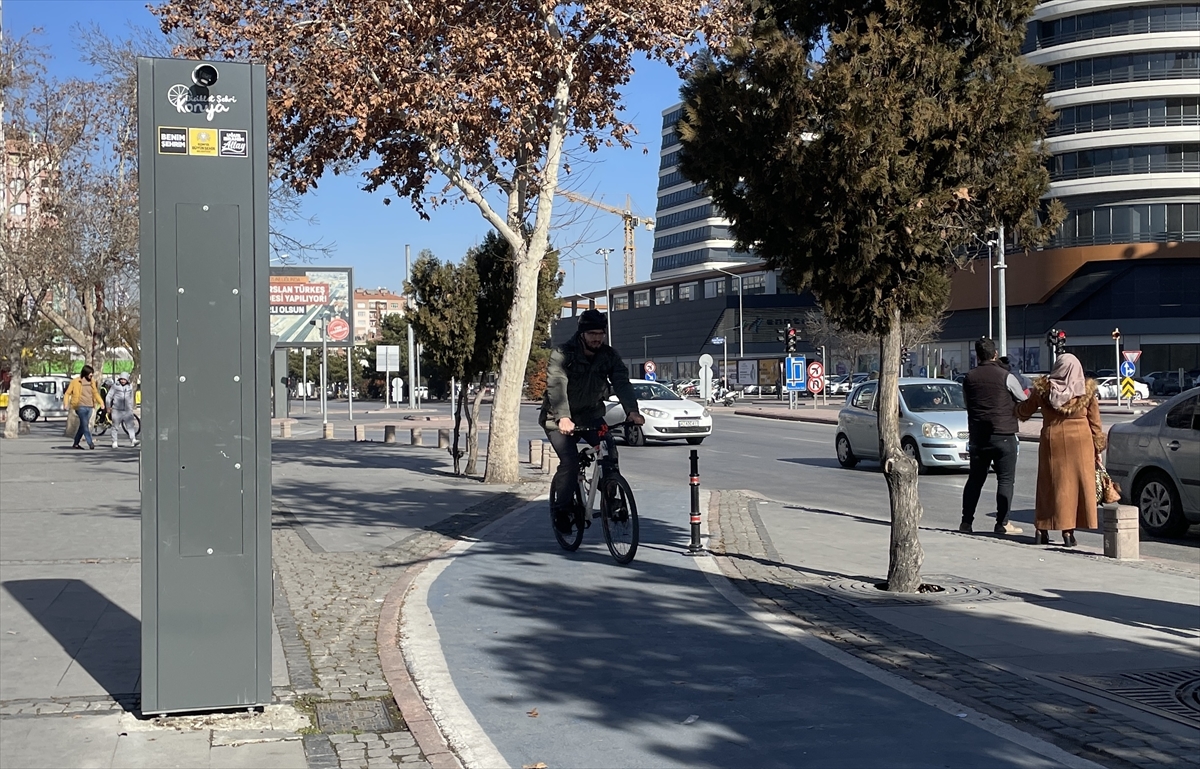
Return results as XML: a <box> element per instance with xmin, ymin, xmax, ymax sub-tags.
<box><xmin>600</xmin><ymin>475</ymin><xmax>639</xmax><ymax>564</ymax></box>
<box><xmin>551</xmin><ymin>483</ymin><xmax>585</xmax><ymax>552</ymax></box>
<box><xmin>93</xmin><ymin>413</ymin><xmax>110</xmax><ymax>436</ymax></box>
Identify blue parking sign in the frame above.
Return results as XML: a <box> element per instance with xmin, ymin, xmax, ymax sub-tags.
<box><xmin>786</xmin><ymin>356</ymin><xmax>807</xmax><ymax>392</ymax></box>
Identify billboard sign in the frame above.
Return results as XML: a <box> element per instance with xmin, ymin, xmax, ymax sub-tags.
<box><xmin>269</xmin><ymin>267</ymin><xmax>353</xmax><ymax>347</ymax></box>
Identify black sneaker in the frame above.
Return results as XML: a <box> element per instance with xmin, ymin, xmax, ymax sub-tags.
<box><xmin>553</xmin><ymin>509</ymin><xmax>574</xmax><ymax>534</ymax></box>
<box><xmin>958</xmin><ymin>520</ymin><xmax>973</xmax><ymax>533</ymax></box>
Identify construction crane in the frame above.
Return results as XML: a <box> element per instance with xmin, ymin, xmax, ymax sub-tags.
<box><xmin>556</xmin><ymin>190</ymin><xmax>654</xmax><ymax>285</ymax></box>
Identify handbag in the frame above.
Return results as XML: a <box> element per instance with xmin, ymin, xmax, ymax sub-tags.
<box><xmin>1096</xmin><ymin>462</ymin><xmax>1121</xmax><ymax>504</ymax></box>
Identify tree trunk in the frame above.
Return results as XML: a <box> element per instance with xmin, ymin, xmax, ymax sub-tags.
<box><xmin>451</xmin><ymin>381</ymin><xmax>465</xmax><ymax>475</ymax></box>
<box><xmin>880</xmin><ymin>307</ymin><xmax>924</xmax><ymax>592</ymax></box>
<box><xmin>482</xmin><ymin>254</ymin><xmax>543</xmax><ymax>483</ymax></box>
<box><xmin>465</xmin><ymin>375</ymin><xmax>487</xmax><ymax>476</ymax></box>
<box><xmin>3</xmin><ymin>352</ymin><xmax>25</xmax><ymax>439</ymax></box>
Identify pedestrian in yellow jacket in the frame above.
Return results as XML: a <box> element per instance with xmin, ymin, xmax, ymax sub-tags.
<box><xmin>64</xmin><ymin>366</ymin><xmax>102</xmax><ymax>450</ymax></box>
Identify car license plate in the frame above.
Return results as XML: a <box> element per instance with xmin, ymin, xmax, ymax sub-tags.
<box><xmin>678</xmin><ymin>419</ymin><xmax>700</xmax><ymax>427</ymax></box>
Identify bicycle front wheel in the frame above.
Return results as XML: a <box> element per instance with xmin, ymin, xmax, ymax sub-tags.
<box><xmin>551</xmin><ymin>483</ymin><xmax>585</xmax><ymax>552</ymax></box>
<box><xmin>93</xmin><ymin>415</ymin><xmax>109</xmax><ymax>436</ymax></box>
<box><xmin>600</xmin><ymin>475</ymin><xmax>639</xmax><ymax>564</ymax></box>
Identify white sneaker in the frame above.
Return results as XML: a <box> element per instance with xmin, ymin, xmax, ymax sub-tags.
<box><xmin>112</xmin><ymin>441</ymin><xmax>119</xmax><ymax>449</ymax></box>
<box><xmin>131</xmin><ymin>439</ymin><xmax>139</xmax><ymax>447</ymax></box>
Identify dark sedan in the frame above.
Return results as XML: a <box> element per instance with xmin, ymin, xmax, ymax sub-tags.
<box><xmin>1106</xmin><ymin>388</ymin><xmax>1200</xmax><ymax>537</ymax></box>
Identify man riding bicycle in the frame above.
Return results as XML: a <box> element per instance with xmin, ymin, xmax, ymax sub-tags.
<box><xmin>541</xmin><ymin>309</ymin><xmax>644</xmax><ymax>534</ymax></box>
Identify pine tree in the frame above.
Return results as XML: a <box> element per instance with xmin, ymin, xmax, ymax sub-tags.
<box><xmin>680</xmin><ymin>0</ymin><xmax>1062</xmax><ymax>591</ymax></box>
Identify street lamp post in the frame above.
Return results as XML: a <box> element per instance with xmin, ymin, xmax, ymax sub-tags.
<box><xmin>996</xmin><ymin>224</ymin><xmax>1008</xmax><ymax>357</ymax></box>
<box><xmin>310</xmin><ymin>313</ymin><xmax>329</xmax><ymax>424</ymax></box>
<box><xmin>405</xmin><ymin>244</ymin><xmax>417</xmax><ymax>410</ymax></box>
<box><xmin>302</xmin><ymin>348</ymin><xmax>309</xmax><ymax>413</ymax></box>
<box><xmin>596</xmin><ymin>248</ymin><xmax>613</xmax><ymax>340</ymax></box>
<box><xmin>642</xmin><ymin>333</ymin><xmax>662</xmax><ymax>364</ymax></box>
<box><xmin>713</xmin><ymin>267</ymin><xmax>744</xmax><ymax>359</ymax></box>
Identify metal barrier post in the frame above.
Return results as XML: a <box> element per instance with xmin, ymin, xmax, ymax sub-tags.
<box><xmin>687</xmin><ymin>449</ymin><xmax>703</xmax><ymax>554</ymax></box>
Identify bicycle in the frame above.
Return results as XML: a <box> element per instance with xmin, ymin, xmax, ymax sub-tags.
<box><xmin>550</xmin><ymin>422</ymin><xmax>640</xmax><ymax>564</ymax></box>
<box><xmin>93</xmin><ymin>408</ymin><xmax>140</xmax><ymax>438</ymax></box>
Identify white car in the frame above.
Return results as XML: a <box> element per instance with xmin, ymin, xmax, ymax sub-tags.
<box><xmin>16</xmin><ymin>375</ymin><xmax>72</xmax><ymax>422</ymax></box>
<box><xmin>1096</xmin><ymin>376</ymin><xmax>1149</xmax><ymax>401</ymax></box>
<box><xmin>836</xmin><ymin>378</ymin><xmax>971</xmax><ymax>473</ymax></box>
<box><xmin>605</xmin><ymin>379</ymin><xmax>712</xmax><ymax>446</ymax></box>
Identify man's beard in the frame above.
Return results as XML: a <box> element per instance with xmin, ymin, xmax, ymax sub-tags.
<box><xmin>583</xmin><ymin>336</ymin><xmax>603</xmax><ymax>352</ymax></box>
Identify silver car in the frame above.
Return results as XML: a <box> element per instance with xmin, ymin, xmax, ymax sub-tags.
<box><xmin>1105</xmin><ymin>388</ymin><xmax>1200</xmax><ymax>538</ymax></box>
<box><xmin>836</xmin><ymin>378</ymin><xmax>970</xmax><ymax>473</ymax></box>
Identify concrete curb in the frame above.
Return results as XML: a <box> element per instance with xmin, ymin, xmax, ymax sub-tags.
<box><xmin>377</xmin><ymin>554</ymin><xmax>463</xmax><ymax>769</ymax></box>
<box><xmin>376</xmin><ymin>488</ymin><xmax>544</xmax><ymax>769</ymax></box>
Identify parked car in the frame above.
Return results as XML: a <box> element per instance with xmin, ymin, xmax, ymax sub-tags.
<box><xmin>1106</xmin><ymin>388</ymin><xmax>1200</xmax><ymax>537</ymax></box>
<box><xmin>1095</xmin><ymin>368</ymin><xmax>1116</xmax><ymax>378</ymax></box>
<box><xmin>605</xmin><ymin>379</ymin><xmax>712</xmax><ymax>446</ymax></box>
<box><xmin>1143</xmin><ymin>371</ymin><xmax>1168</xmax><ymax>390</ymax></box>
<box><xmin>1096</xmin><ymin>376</ymin><xmax>1149</xmax><ymax>401</ymax></box>
<box><xmin>16</xmin><ymin>375</ymin><xmax>72</xmax><ymax>422</ymax></box>
<box><xmin>827</xmin><ymin>374</ymin><xmax>852</xmax><ymax>395</ymax></box>
<box><xmin>836</xmin><ymin>378</ymin><xmax>970</xmax><ymax>473</ymax></box>
<box><xmin>1152</xmin><ymin>372</ymin><xmax>1185</xmax><ymax>396</ymax></box>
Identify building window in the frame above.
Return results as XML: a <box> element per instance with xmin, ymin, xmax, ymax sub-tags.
<box><xmin>655</xmin><ymin>286</ymin><xmax>675</xmax><ymax>305</ymax></box>
<box><xmin>734</xmin><ymin>274</ymin><xmax>768</xmax><ymax>295</ymax></box>
<box><xmin>705</xmin><ymin>279</ymin><xmax>726</xmax><ymax>298</ymax></box>
<box><xmin>390</xmin><ymin>302</ymin><xmax>400</xmax><ymax>309</ymax></box>
<box><xmin>1050</xmin><ymin>143</ymin><xmax>1200</xmax><ymax>181</ymax></box>
<box><xmin>1052</xmin><ymin>202</ymin><xmax>1200</xmax><ymax>247</ymax></box>
<box><xmin>678</xmin><ymin>283</ymin><xmax>696</xmax><ymax>301</ymax></box>
<box><xmin>633</xmin><ymin>290</ymin><xmax>650</xmax><ymax>308</ymax></box>
<box><xmin>357</xmin><ymin>302</ymin><xmax>367</xmax><ymax>308</ymax></box>
<box><xmin>1048</xmin><ymin>52</ymin><xmax>1200</xmax><ymax>93</ymax></box>
<box><xmin>613</xmin><ymin>293</ymin><xmax>630</xmax><ymax>311</ymax></box>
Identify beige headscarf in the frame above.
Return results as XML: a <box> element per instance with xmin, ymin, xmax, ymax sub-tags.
<box><xmin>1048</xmin><ymin>352</ymin><xmax>1086</xmax><ymax>410</ymax></box>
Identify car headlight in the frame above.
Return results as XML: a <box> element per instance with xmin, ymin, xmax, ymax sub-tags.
<box><xmin>922</xmin><ymin>422</ymin><xmax>952</xmax><ymax>439</ymax></box>
<box><xmin>642</xmin><ymin>407</ymin><xmax>668</xmax><ymax>419</ymax></box>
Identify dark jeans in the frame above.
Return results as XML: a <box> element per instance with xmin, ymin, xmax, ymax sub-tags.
<box><xmin>73</xmin><ymin>406</ymin><xmax>95</xmax><ymax>448</ymax></box>
<box><xmin>961</xmin><ymin>434</ymin><xmax>1018</xmax><ymax>526</ymax></box>
<box><xmin>545</xmin><ymin>423</ymin><xmax>612</xmax><ymax>511</ymax></box>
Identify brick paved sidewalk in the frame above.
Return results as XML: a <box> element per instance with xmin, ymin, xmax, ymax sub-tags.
<box><xmin>707</xmin><ymin>490</ymin><xmax>1198</xmax><ymax>769</ymax></box>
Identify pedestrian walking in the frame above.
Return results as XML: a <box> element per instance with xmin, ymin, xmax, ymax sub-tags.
<box><xmin>1015</xmin><ymin>353</ymin><xmax>1105</xmax><ymax>547</ymax></box>
<box><xmin>959</xmin><ymin>338</ymin><xmax>1029</xmax><ymax>535</ymax></box>
<box><xmin>105</xmin><ymin>372</ymin><xmax>138</xmax><ymax>448</ymax></box>
<box><xmin>64</xmin><ymin>365</ymin><xmax>102</xmax><ymax>450</ymax></box>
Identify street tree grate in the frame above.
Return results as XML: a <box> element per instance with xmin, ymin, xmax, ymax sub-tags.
<box><xmin>314</xmin><ymin>699</ymin><xmax>394</xmax><ymax>734</ymax></box>
<box><xmin>1058</xmin><ymin>668</ymin><xmax>1200</xmax><ymax>728</ymax></box>
<box><xmin>804</xmin><ymin>574</ymin><xmax>1058</xmax><ymax>607</ymax></box>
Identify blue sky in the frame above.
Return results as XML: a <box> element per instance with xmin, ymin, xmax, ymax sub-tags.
<box><xmin>8</xmin><ymin>0</ymin><xmax>685</xmax><ymax>295</ymax></box>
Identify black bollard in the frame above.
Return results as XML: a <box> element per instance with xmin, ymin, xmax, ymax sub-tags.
<box><xmin>688</xmin><ymin>449</ymin><xmax>703</xmax><ymax>553</ymax></box>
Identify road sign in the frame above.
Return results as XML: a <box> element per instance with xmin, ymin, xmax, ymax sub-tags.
<box><xmin>786</xmin><ymin>356</ymin><xmax>807</xmax><ymax>392</ymax></box>
<box><xmin>644</xmin><ymin>360</ymin><xmax>656</xmax><ymax>374</ymax></box>
<box><xmin>375</xmin><ymin>345</ymin><xmax>401</xmax><ymax>372</ymax></box>
<box><xmin>645</xmin><ymin>372</ymin><xmax>657</xmax><ymax>381</ymax></box>
<box><xmin>327</xmin><ymin>317</ymin><xmax>350</xmax><ymax>341</ymax></box>
<box><xmin>1123</xmin><ymin>350</ymin><xmax>1142</xmax><ymax>364</ymax></box>
<box><xmin>1119</xmin><ymin>360</ymin><xmax>1136</xmax><ymax>378</ymax></box>
<box><xmin>711</xmin><ymin>337</ymin><xmax>726</xmax><ymax>345</ymax></box>
<box><xmin>807</xmin><ymin>376</ymin><xmax>824</xmax><ymax>393</ymax></box>
<box><xmin>1121</xmin><ymin>377</ymin><xmax>1137</xmax><ymax>399</ymax></box>
<box><xmin>808</xmin><ymin>361</ymin><xmax>824</xmax><ymax>379</ymax></box>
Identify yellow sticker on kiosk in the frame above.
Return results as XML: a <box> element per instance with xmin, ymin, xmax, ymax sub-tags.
<box><xmin>188</xmin><ymin>127</ymin><xmax>218</xmax><ymax>156</ymax></box>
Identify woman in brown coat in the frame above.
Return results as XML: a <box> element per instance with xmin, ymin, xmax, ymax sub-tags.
<box><xmin>1015</xmin><ymin>353</ymin><xmax>1105</xmax><ymax>546</ymax></box>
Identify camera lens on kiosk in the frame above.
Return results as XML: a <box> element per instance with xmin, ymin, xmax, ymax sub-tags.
<box><xmin>191</xmin><ymin>64</ymin><xmax>219</xmax><ymax>87</ymax></box>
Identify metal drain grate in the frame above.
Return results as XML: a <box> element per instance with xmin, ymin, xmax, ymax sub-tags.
<box><xmin>1059</xmin><ymin>668</ymin><xmax>1200</xmax><ymax>728</ymax></box>
<box><xmin>314</xmin><ymin>699</ymin><xmax>395</xmax><ymax>734</ymax></box>
<box><xmin>804</xmin><ymin>574</ymin><xmax>1056</xmax><ymax>607</ymax></box>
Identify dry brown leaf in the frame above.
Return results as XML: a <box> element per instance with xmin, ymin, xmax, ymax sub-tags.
<box><xmin>522</xmin><ymin>763</ymin><xmax>548</xmax><ymax>769</ymax></box>
<box><xmin>526</xmin><ymin>708</ymin><xmax>539</xmax><ymax>718</ymax></box>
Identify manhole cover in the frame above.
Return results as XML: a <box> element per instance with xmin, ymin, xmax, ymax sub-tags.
<box><xmin>1059</xmin><ymin>668</ymin><xmax>1200</xmax><ymax>728</ymax></box>
<box><xmin>807</xmin><ymin>574</ymin><xmax>1051</xmax><ymax>607</ymax></box>
<box><xmin>314</xmin><ymin>699</ymin><xmax>394</xmax><ymax>734</ymax></box>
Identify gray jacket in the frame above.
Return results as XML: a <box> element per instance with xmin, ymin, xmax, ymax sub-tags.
<box><xmin>540</xmin><ymin>335</ymin><xmax>639</xmax><ymax>428</ymax></box>
<box><xmin>106</xmin><ymin>382</ymin><xmax>136</xmax><ymax>413</ymax></box>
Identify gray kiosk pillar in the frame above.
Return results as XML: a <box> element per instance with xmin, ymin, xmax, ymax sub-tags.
<box><xmin>137</xmin><ymin>58</ymin><xmax>271</xmax><ymax>714</ymax></box>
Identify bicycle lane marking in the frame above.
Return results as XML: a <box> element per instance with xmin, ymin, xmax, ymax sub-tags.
<box><xmin>399</xmin><ymin>502</ymin><xmax>539</xmax><ymax>769</ymax></box>
<box><xmin>692</xmin><ymin>494</ymin><xmax>1104</xmax><ymax>769</ymax></box>
<box><xmin>404</xmin><ymin>485</ymin><xmax>1082</xmax><ymax>769</ymax></box>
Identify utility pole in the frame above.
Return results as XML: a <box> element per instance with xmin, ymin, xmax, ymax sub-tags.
<box><xmin>597</xmin><ymin>248</ymin><xmax>613</xmax><ymax>339</ymax></box>
<box><xmin>405</xmin><ymin>244</ymin><xmax>417</xmax><ymax>410</ymax></box>
<box><xmin>714</xmin><ymin>268</ymin><xmax>744</xmax><ymax>360</ymax></box>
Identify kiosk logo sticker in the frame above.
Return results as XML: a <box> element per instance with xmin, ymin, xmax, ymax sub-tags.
<box><xmin>166</xmin><ymin>83</ymin><xmax>237</xmax><ymax>122</ymax></box>
<box><xmin>188</xmin><ymin>128</ymin><xmax>218</xmax><ymax>157</ymax></box>
<box><xmin>158</xmin><ymin>126</ymin><xmax>188</xmax><ymax>155</ymax></box>
<box><xmin>219</xmin><ymin>130</ymin><xmax>248</xmax><ymax>157</ymax></box>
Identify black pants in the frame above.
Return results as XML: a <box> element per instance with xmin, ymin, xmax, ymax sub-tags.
<box><xmin>961</xmin><ymin>434</ymin><xmax>1019</xmax><ymax>526</ymax></box>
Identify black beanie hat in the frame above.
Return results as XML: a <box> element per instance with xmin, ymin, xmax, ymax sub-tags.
<box><xmin>578</xmin><ymin>309</ymin><xmax>607</xmax><ymax>332</ymax></box>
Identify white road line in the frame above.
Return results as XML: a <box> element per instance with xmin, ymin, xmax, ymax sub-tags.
<box><xmin>400</xmin><ymin>505</ymin><xmax>544</xmax><ymax>769</ymax></box>
<box><xmin>692</xmin><ymin>499</ymin><xmax>1103</xmax><ymax>769</ymax></box>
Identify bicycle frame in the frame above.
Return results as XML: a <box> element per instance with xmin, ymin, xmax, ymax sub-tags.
<box><xmin>574</xmin><ymin>428</ymin><xmax>619</xmax><ymax>516</ymax></box>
